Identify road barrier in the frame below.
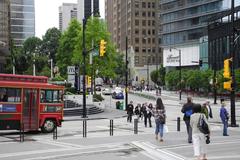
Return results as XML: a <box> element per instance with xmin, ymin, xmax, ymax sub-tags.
<box><xmin>83</xmin><ymin>119</ymin><xmax>87</xmax><ymax>137</ymax></box>
<box><xmin>110</xmin><ymin>119</ymin><xmax>113</xmax><ymax>136</ymax></box>
<box><xmin>134</xmin><ymin>119</ymin><xmax>138</xmax><ymax>134</ymax></box>
<box><xmin>53</xmin><ymin>127</ymin><xmax>58</xmax><ymax>140</ymax></box>
<box><xmin>177</xmin><ymin>117</ymin><xmax>181</xmax><ymax>131</ymax></box>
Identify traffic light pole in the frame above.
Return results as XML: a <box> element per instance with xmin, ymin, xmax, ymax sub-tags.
<box><xmin>125</xmin><ymin>36</ymin><xmax>128</xmax><ymax>110</ymax></box>
<box><xmin>230</xmin><ymin>0</ymin><xmax>237</xmax><ymax>127</ymax></box>
<box><xmin>82</xmin><ymin>18</ymin><xmax>87</xmax><ymax>118</ymax></box>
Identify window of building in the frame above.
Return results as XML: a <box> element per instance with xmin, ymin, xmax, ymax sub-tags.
<box><xmin>135</xmin><ymin>47</ymin><xmax>139</xmax><ymax>52</ymax></box>
<box><xmin>142</xmin><ymin>2</ymin><xmax>146</xmax><ymax>8</ymax></box>
<box><xmin>142</xmin><ymin>48</ymin><xmax>146</xmax><ymax>53</ymax></box>
<box><xmin>152</xmin><ymin>20</ymin><xmax>155</xmax><ymax>26</ymax></box>
<box><xmin>142</xmin><ymin>29</ymin><xmax>146</xmax><ymax>35</ymax></box>
<box><xmin>148</xmin><ymin>20</ymin><xmax>151</xmax><ymax>26</ymax></box>
<box><xmin>135</xmin><ymin>1</ymin><xmax>139</xmax><ymax>8</ymax></box>
<box><xmin>142</xmin><ymin>56</ymin><xmax>146</xmax><ymax>63</ymax></box>
<box><xmin>152</xmin><ymin>12</ymin><xmax>155</xmax><ymax>17</ymax></box>
<box><xmin>135</xmin><ymin>11</ymin><xmax>139</xmax><ymax>17</ymax></box>
<box><xmin>135</xmin><ymin>38</ymin><xmax>139</xmax><ymax>43</ymax></box>
<box><xmin>148</xmin><ymin>30</ymin><xmax>151</xmax><ymax>35</ymax></box>
<box><xmin>148</xmin><ymin>2</ymin><xmax>151</xmax><ymax>8</ymax></box>
<box><xmin>135</xmin><ymin>20</ymin><xmax>139</xmax><ymax>25</ymax></box>
<box><xmin>142</xmin><ymin>38</ymin><xmax>146</xmax><ymax>44</ymax></box>
<box><xmin>152</xmin><ymin>29</ymin><xmax>155</xmax><ymax>35</ymax></box>
<box><xmin>142</xmin><ymin>20</ymin><xmax>146</xmax><ymax>26</ymax></box>
<box><xmin>152</xmin><ymin>2</ymin><xmax>155</xmax><ymax>8</ymax></box>
<box><xmin>148</xmin><ymin>38</ymin><xmax>151</xmax><ymax>43</ymax></box>
<box><xmin>148</xmin><ymin>11</ymin><xmax>151</xmax><ymax>17</ymax></box>
<box><xmin>152</xmin><ymin>48</ymin><xmax>156</xmax><ymax>53</ymax></box>
<box><xmin>135</xmin><ymin>29</ymin><xmax>139</xmax><ymax>34</ymax></box>
<box><xmin>142</xmin><ymin>11</ymin><xmax>146</xmax><ymax>17</ymax></box>
<box><xmin>152</xmin><ymin>38</ymin><xmax>155</xmax><ymax>43</ymax></box>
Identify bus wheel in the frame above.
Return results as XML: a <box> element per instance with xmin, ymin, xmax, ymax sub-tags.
<box><xmin>41</xmin><ymin>119</ymin><xmax>56</xmax><ymax>133</ymax></box>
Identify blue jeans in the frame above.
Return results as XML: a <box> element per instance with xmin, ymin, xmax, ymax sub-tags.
<box><xmin>222</xmin><ymin>120</ymin><xmax>228</xmax><ymax>135</ymax></box>
<box><xmin>155</xmin><ymin>120</ymin><xmax>164</xmax><ymax>138</ymax></box>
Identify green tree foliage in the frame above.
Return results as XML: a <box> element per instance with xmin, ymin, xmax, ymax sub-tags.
<box><xmin>150</xmin><ymin>65</ymin><xmax>166</xmax><ymax>86</ymax></box>
<box><xmin>71</xmin><ymin>17</ymin><xmax>120</xmax><ymax>79</ymax></box>
<box><xmin>57</xmin><ymin>19</ymin><xmax>81</xmax><ymax>76</ymax></box>
<box><xmin>41</xmin><ymin>27</ymin><xmax>61</xmax><ymax>63</ymax></box>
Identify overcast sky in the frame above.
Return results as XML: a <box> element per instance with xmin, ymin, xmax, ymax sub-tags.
<box><xmin>35</xmin><ymin>0</ymin><xmax>105</xmax><ymax>38</ymax></box>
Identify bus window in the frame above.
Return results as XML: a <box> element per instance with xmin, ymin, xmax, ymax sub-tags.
<box><xmin>0</xmin><ymin>88</ymin><xmax>21</xmax><ymax>102</ymax></box>
<box><xmin>41</xmin><ymin>90</ymin><xmax>62</xmax><ymax>103</ymax></box>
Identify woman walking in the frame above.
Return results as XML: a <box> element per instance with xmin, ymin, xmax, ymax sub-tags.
<box><xmin>190</xmin><ymin>104</ymin><xmax>210</xmax><ymax>160</ymax></box>
<box><xmin>153</xmin><ymin>98</ymin><xmax>166</xmax><ymax>142</ymax></box>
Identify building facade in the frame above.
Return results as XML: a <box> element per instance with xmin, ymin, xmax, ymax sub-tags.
<box><xmin>10</xmin><ymin>0</ymin><xmax>35</xmax><ymax>46</ymax></box>
<box><xmin>78</xmin><ymin>0</ymin><xmax>99</xmax><ymax>22</ymax></box>
<box><xmin>0</xmin><ymin>0</ymin><xmax>10</xmax><ymax>73</ymax></box>
<box><xmin>105</xmin><ymin>0</ymin><xmax>161</xmax><ymax>85</ymax></box>
<box><xmin>159</xmin><ymin>0</ymin><xmax>237</xmax><ymax>68</ymax></box>
<box><xmin>59</xmin><ymin>3</ymin><xmax>78</xmax><ymax>32</ymax></box>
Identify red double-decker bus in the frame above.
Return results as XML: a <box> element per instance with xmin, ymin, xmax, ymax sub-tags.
<box><xmin>0</xmin><ymin>74</ymin><xmax>64</xmax><ymax>133</ymax></box>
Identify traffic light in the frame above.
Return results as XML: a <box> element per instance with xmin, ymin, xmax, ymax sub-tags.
<box><xmin>224</xmin><ymin>81</ymin><xmax>232</xmax><ymax>91</ymax></box>
<box><xmin>223</xmin><ymin>58</ymin><xmax>231</xmax><ymax>79</ymax></box>
<box><xmin>199</xmin><ymin>60</ymin><xmax>203</xmax><ymax>67</ymax></box>
<box><xmin>223</xmin><ymin>58</ymin><xmax>232</xmax><ymax>91</ymax></box>
<box><xmin>99</xmin><ymin>39</ymin><xmax>107</xmax><ymax>56</ymax></box>
<box><xmin>87</xmin><ymin>76</ymin><xmax>91</xmax><ymax>86</ymax></box>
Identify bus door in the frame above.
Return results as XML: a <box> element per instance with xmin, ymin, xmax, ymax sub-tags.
<box><xmin>22</xmin><ymin>89</ymin><xmax>38</xmax><ymax>131</ymax></box>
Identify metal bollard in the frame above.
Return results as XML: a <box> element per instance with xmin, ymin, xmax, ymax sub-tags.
<box><xmin>83</xmin><ymin>119</ymin><xmax>87</xmax><ymax>137</ymax></box>
<box><xmin>110</xmin><ymin>119</ymin><xmax>113</xmax><ymax>136</ymax></box>
<box><xmin>177</xmin><ymin>117</ymin><xmax>181</xmax><ymax>131</ymax></box>
<box><xmin>20</xmin><ymin>123</ymin><xmax>24</xmax><ymax>142</ymax></box>
<box><xmin>53</xmin><ymin>127</ymin><xmax>57</xmax><ymax>140</ymax></box>
<box><xmin>134</xmin><ymin>118</ymin><xmax>138</xmax><ymax>134</ymax></box>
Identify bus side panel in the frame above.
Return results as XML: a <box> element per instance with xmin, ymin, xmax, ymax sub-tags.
<box><xmin>0</xmin><ymin>114</ymin><xmax>21</xmax><ymax>130</ymax></box>
<box><xmin>0</xmin><ymin>103</ymin><xmax>22</xmax><ymax>130</ymax></box>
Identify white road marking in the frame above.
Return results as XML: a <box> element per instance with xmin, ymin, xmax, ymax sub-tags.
<box><xmin>132</xmin><ymin>141</ymin><xmax>186</xmax><ymax>160</ymax></box>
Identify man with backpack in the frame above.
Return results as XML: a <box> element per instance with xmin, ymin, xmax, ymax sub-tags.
<box><xmin>181</xmin><ymin>96</ymin><xmax>194</xmax><ymax>143</ymax></box>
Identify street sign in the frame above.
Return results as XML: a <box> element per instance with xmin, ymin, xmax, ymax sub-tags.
<box><xmin>67</xmin><ymin>66</ymin><xmax>75</xmax><ymax>75</ymax></box>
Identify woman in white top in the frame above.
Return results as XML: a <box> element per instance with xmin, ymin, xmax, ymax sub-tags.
<box><xmin>190</xmin><ymin>104</ymin><xmax>210</xmax><ymax>160</ymax></box>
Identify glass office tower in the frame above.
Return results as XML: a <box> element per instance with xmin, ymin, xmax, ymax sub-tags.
<box><xmin>10</xmin><ymin>0</ymin><xmax>35</xmax><ymax>46</ymax></box>
<box><xmin>159</xmin><ymin>0</ymin><xmax>240</xmax><ymax>68</ymax></box>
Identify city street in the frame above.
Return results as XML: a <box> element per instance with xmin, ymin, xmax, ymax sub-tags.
<box><xmin>0</xmin><ymin>91</ymin><xmax>240</xmax><ymax>160</ymax></box>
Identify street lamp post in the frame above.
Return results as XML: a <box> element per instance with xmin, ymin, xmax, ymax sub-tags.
<box><xmin>230</xmin><ymin>0</ymin><xmax>238</xmax><ymax>127</ymax></box>
<box><xmin>170</xmin><ymin>48</ymin><xmax>182</xmax><ymax>100</ymax></box>
<box><xmin>82</xmin><ymin>11</ymin><xmax>99</xmax><ymax>118</ymax></box>
<box><xmin>82</xmin><ymin>18</ymin><xmax>87</xmax><ymax>118</ymax></box>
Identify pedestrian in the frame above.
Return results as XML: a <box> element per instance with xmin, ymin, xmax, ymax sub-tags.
<box><xmin>220</xmin><ymin>100</ymin><xmax>229</xmax><ymax>136</ymax></box>
<box><xmin>142</xmin><ymin>103</ymin><xmax>148</xmax><ymax>127</ymax></box>
<box><xmin>126</xmin><ymin>101</ymin><xmax>134</xmax><ymax>123</ymax></box>
<box><xmin>147</xmin><ymin>103</ymin><xmax>153</xmax><ymax>127</ymax></box>
<box><xmin>134</xmin><ymin>104</ymin><xmax>140</xmax><ymax>121</ymax></box>
<box><xmin>181</xmin><ymin>96</ymin><xmax>194</xmax><ymax>143</ymax></box>
<box><xmin>153</xmin><ymin>97</ymin><xmax>166</xmax><ymax>142</ymax></box>
<box><xmin>140</xmin><ymin>103</ymin><xmax>145</xmax><ymax>121</ymax></box>
<box><xmin>206</xmin><ymin>100</ymin><xmax>213</xmax><ymax>119</ymax></box>
<box><xmin>190</xmin><ymin>104</ymin><xmax>210</xmax><ymax>160</ymax></box>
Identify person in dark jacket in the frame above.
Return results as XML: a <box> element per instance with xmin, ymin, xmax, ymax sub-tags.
<box><xmin>181</xmin><ymin>96</ymin><xmax>194</xmax><ymax>143</ymax></box>
<box><xmin>220</xmin><ymin>101</ymin><xmax>229</xmax><ymax>136</ymax></box>
<box><xmin>126</xmin><ymin>101</ymin><xmax>134</xmax><ymax>123</ymax></box>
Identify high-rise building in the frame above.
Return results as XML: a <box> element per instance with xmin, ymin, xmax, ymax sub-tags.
<box><xmin>105</xmin><ymin>0</ymin><xmax>161</xmax><ymax>85</ymax></box>
<box><xmin>0</xmin><ymin>0</ymin><xmax>10</xmax><ymax>73</ymax></box>
<box><xmin>59</xmin><ymin>3</ymin><xmax>78</xmax><ymax>32</ymax></box>
<box><xmin>159</xmin><ymin>0</ymin><xmax>239</xmax><ymax>68</ymax></box>
<box><xmin>10</xmin><ymin>0</ymin><xmax>35</xmax><ymax>46</ymax></box>
<box><xmin>77</xmin><ymin>0</ymin><xmax>99</xmax><ymax>21</ymax></box>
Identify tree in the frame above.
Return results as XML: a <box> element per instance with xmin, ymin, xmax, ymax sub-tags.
<box><xmin>150</xmin><ymin>65</ymin><xmax>166</xmax><ymax>86</ymax></box>
<box><xmin>41</xmin><ymin>27</ymin><xmax>61</xmax><ymax>63</ymax></box>
<box><xmin>57</xmin><ymin>19</ymin><xmax>81</xmax><ymax>76</ymax></box>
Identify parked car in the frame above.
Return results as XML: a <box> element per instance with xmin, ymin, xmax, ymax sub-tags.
<box><xmin>112</xmin><ymin>91</ymin><xmax>124</xmax><ymax>99</ymax></box>
<box><xmin>102</xmin><ymin>88</ymin><xmax>112</xmax><ymax>95</ymax></box>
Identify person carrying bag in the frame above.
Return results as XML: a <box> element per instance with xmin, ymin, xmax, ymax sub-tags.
<box><xmin>190</xmin><ymin>104</ymin><xmax>210</xmax><ymax>160</ymax></box>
